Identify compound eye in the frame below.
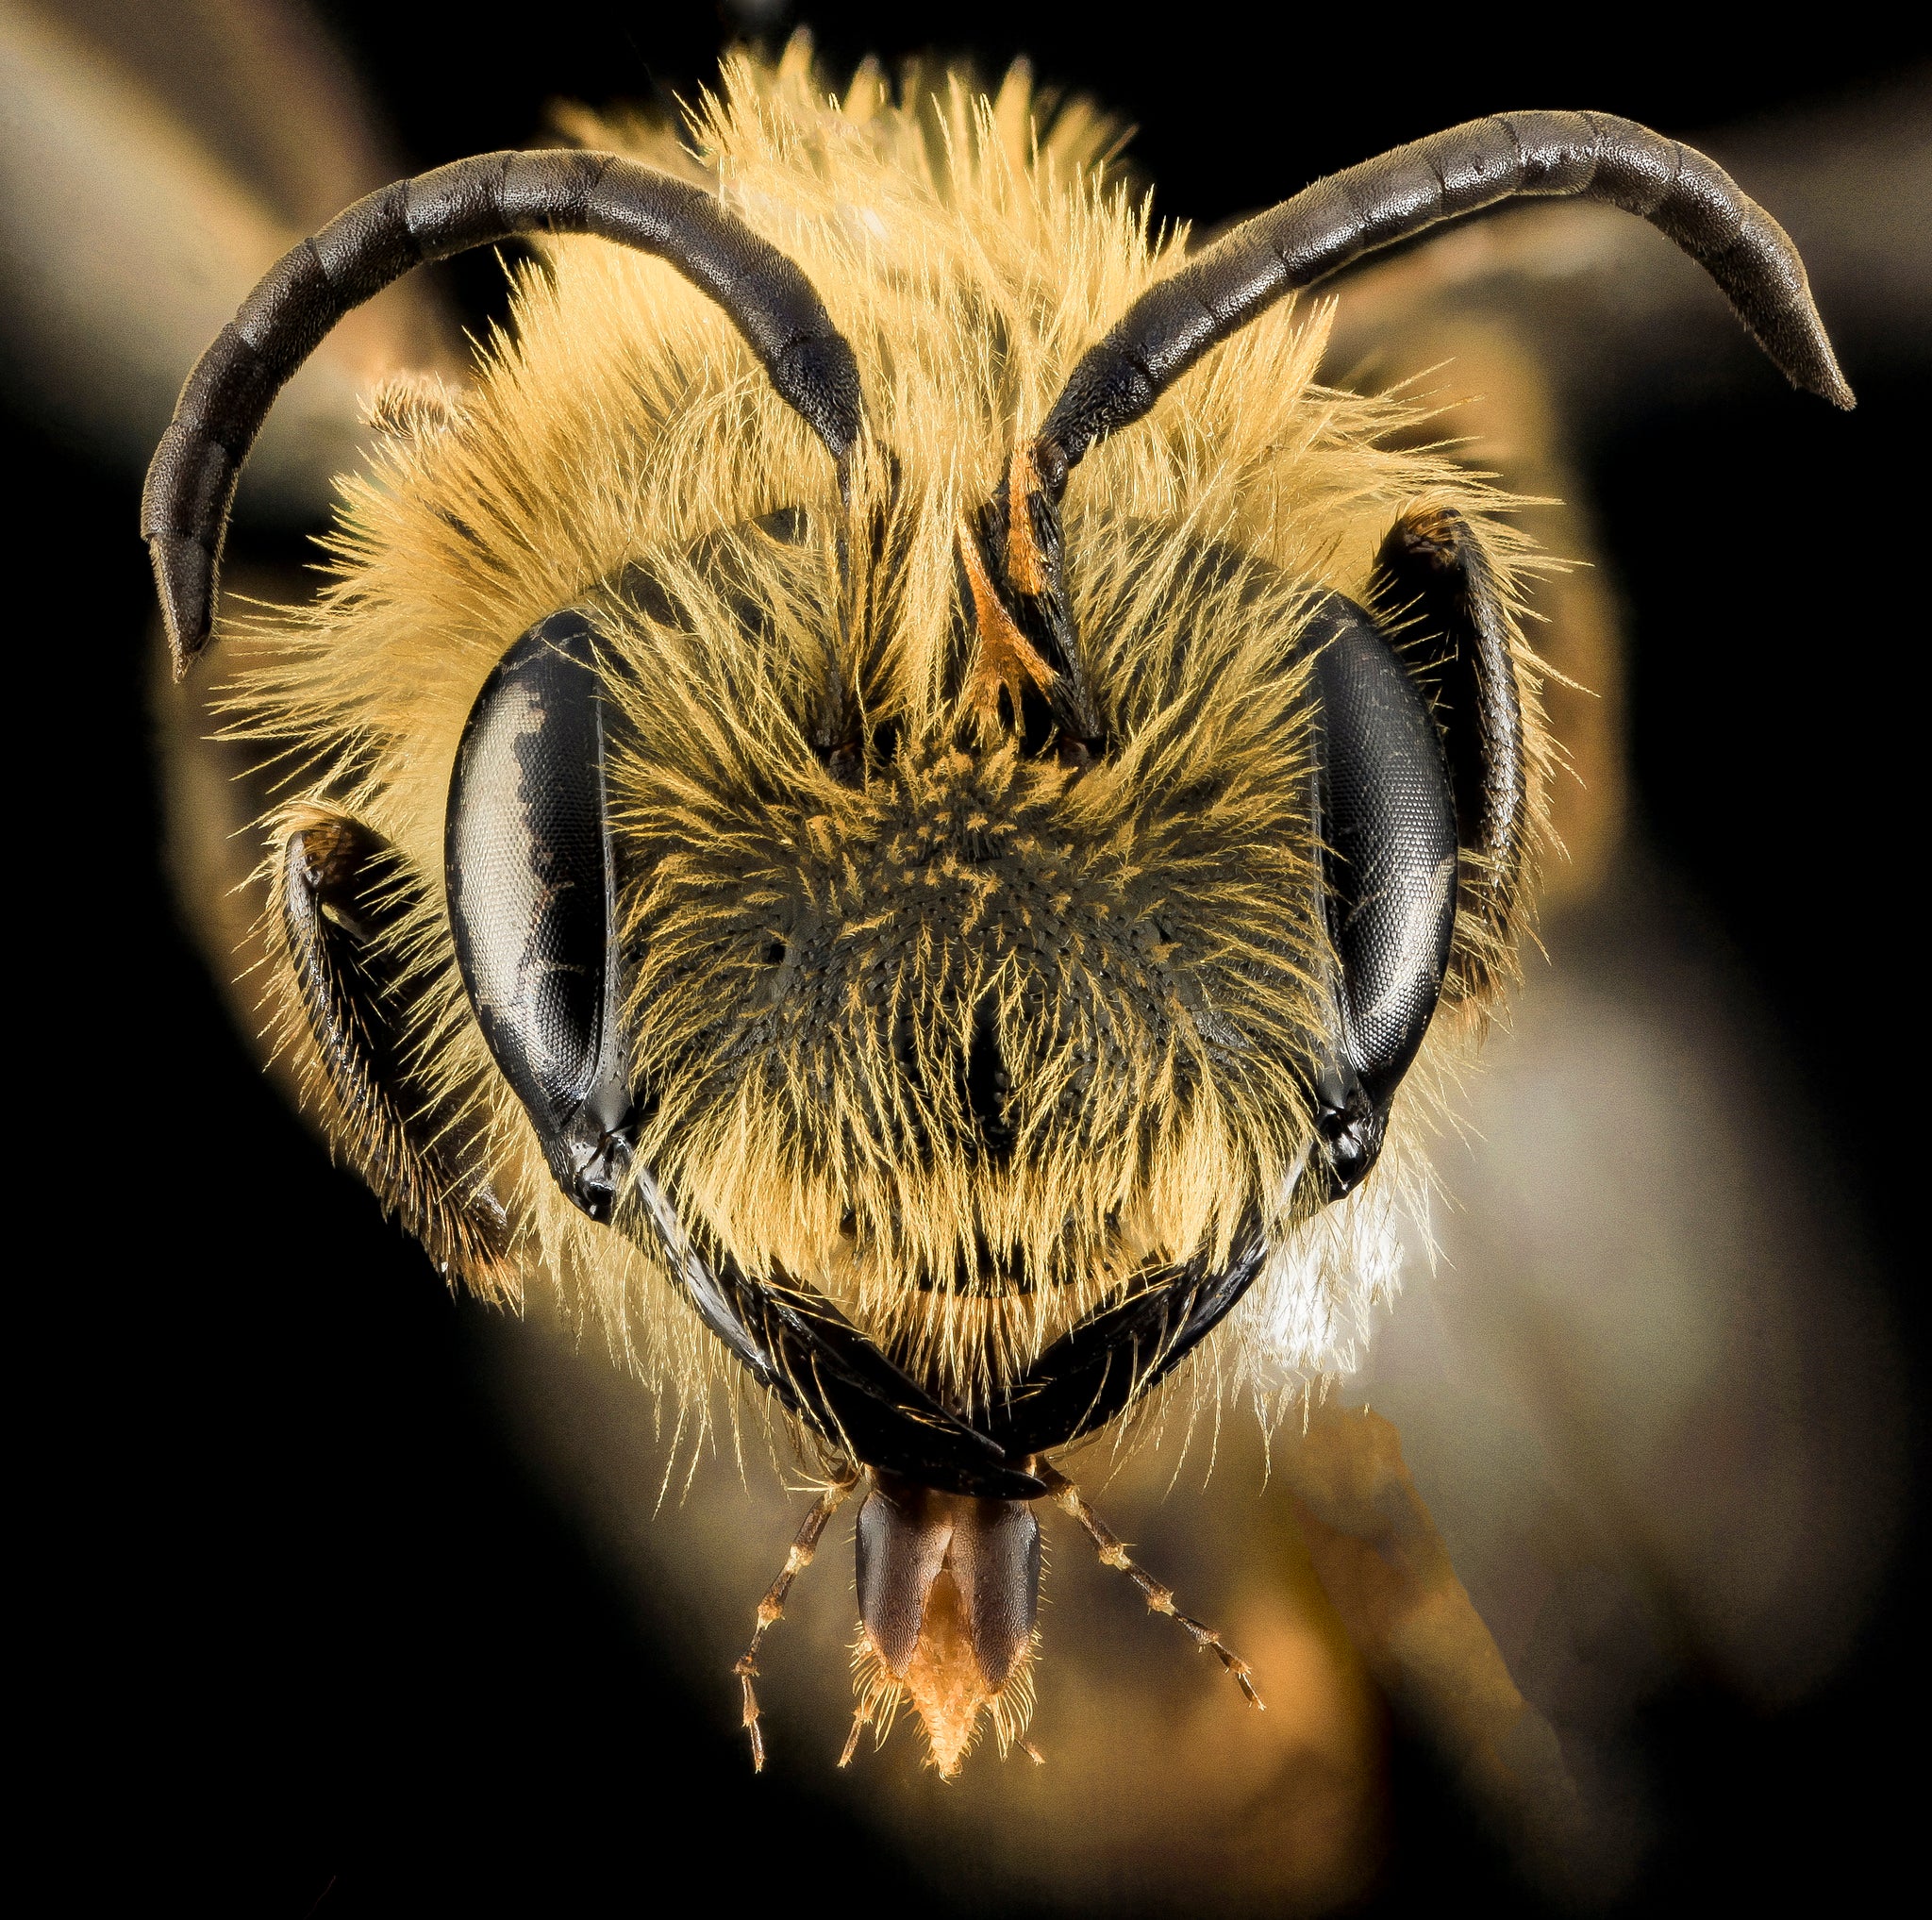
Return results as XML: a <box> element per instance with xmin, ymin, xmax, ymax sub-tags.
<box><xmin>445</xmin><ymin>610</ymin><xmax>636</xmax><ymax>1219</ymax></box>
<box><xmin>1303</xmin><ymin>593</ymin><xmax>1458</xmax><ymax>1198</ymax></box>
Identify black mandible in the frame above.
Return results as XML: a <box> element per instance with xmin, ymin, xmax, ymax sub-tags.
<box><xmin>1038</xmin><ymin>110</ymin><xmax>1853</xmax><ymax>476</ymax></box>
<box><xmin>142</xmin><ymin>149</ymin><xmax>865</xmax><ymax>674</ymax></box>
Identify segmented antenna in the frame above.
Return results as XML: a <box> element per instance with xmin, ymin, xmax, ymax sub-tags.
<box><xmin>143</xmin><ymin>149</ymin><xmax>864</xmax><ymax>674</ymax></box>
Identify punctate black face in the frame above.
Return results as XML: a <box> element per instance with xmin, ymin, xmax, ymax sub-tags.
<box><xmin>432</xmin><ymin>541</ymin><xmax>1460</xmax><ymax>1499</ymax></box>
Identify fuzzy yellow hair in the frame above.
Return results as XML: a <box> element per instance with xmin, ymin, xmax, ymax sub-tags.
<box><xmin>229</xmin><ymin>40</ymin><xmax>1551</xmax><ymax>1433</ymax></box>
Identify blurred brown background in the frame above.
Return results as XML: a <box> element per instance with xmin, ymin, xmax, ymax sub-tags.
<box><xmin>6</xmin><ymin>3</ymin><xmax>1925</xmax><ymax>1912</ymax></box>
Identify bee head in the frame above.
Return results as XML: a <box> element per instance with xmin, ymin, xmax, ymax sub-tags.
<box><xmin>142</xmin><ymin>52</ymin><xmax>1852</xmax><ymax>1778</ymax></box>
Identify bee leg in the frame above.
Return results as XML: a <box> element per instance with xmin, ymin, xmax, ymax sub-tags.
<box><xmin>733</xmin><ymin>1463</ymin><xmax>859</xmax><ymax>1772</ymax></box>
<box><xmin>277</xmin><ymin>809</ymin><xmax>509</xmax><ymax>1288</ymax></box>
<box><xmin>1036</xmin><ymin>1464</ymin><xmax>1264</xmax><ymax>1709</ymax></box>
<box><xmin>1368</xmin><ymin>504</ymin><xmax>1528</xmax><ymax>1006</ymax></box>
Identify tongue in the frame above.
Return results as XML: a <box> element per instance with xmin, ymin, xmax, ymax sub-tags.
<box><xmin>854</xmin><ymin>1472</ymin><xmax>1041</xmax><ymax>1776</ymax></box>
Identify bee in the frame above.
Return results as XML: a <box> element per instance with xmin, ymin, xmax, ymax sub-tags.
<box><xmin>142</xmin><ymin>47</ymin><xmax>1848</xmax><ymax>1778</ymax></box>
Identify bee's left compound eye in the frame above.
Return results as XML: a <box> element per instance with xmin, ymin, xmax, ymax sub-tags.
<box><xmin>1303</xmin><ymin>593</ymin><xmax>1460</xmax><ymax>1198</ymax></box>
<box><xmin>446</xmin><ymin>611</ymin><xmax>637</xmax><ymax>1219</ymax></box>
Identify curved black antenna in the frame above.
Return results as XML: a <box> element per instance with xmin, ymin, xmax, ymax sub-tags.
<box><xmin>142</xmin><ymin>149</ymin><xmax>865</xmax><ymax>675</ymax></box>
<box><xmin>1037</xmin><ymin>109</ymin><xmax>1854</xmax><ymax>476</ymax></box>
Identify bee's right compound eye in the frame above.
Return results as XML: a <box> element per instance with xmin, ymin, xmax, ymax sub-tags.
<box><xmin>445</xmin><ymin>610</ymin><xmax>637</xmax><ymax>1219</ymax></box>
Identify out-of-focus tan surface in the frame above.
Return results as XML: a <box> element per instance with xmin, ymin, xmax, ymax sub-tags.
<box><xmin>0</xmin><ymin>0</ymin><xmax>453</xmax><ymax>515</ymax></box>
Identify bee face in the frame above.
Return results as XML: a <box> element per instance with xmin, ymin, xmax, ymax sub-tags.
<box><xmin>604</xmin><ymin>509</ymin><xmax>1327</xmax><ymax>1389</ymax></box>
<box><xmin>147</xmin><ymin>53</ymin><xmax>1847</xmax><ymax>1775</ymax></box>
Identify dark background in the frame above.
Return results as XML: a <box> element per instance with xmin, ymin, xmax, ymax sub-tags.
<box><xmin>25</xmin><ymin>5</ymin><xmax>1925</xmax><ymax>1912</ymax></box>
